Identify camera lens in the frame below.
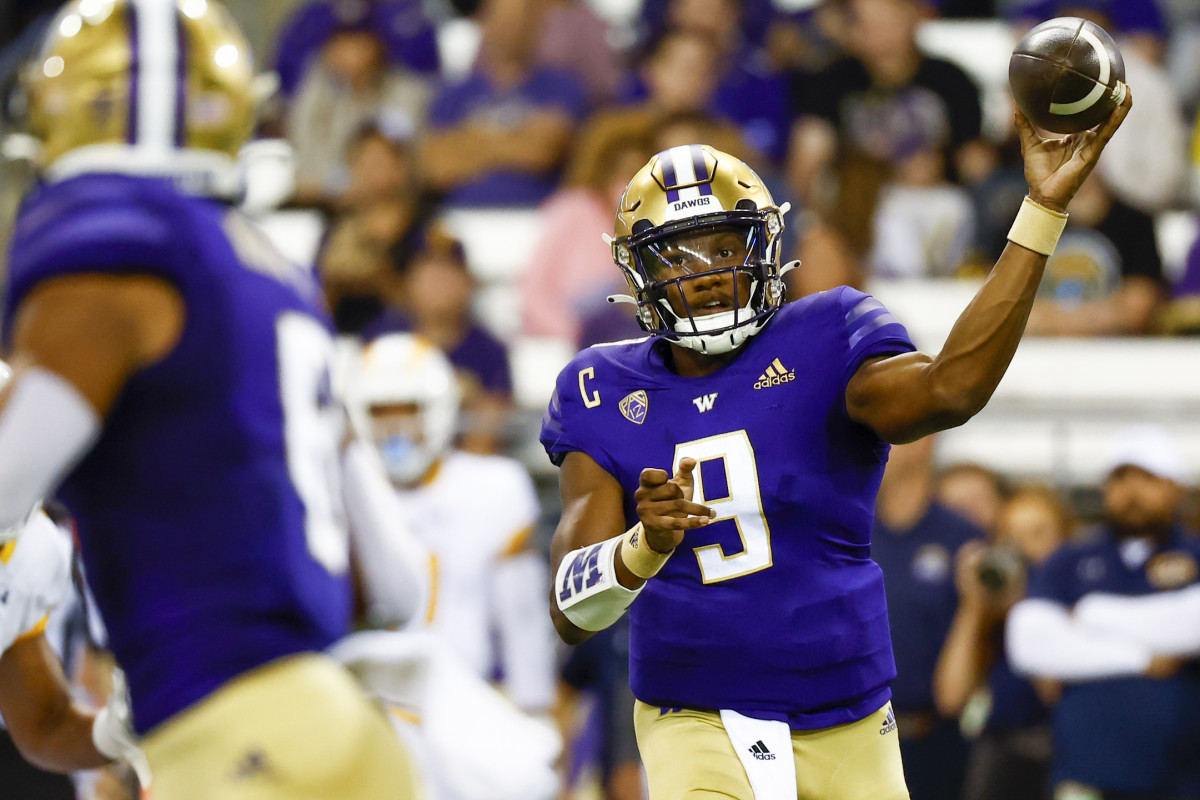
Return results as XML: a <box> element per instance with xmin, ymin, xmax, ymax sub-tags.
<box><xmin>976</xmin><ymin>547</ymin><xmax>1024</xmax><ymax>593</ymax></box>
<box><xmin>976</xmin><ymin>559</ymin><xmax>1009</xmax><ymax>591</ymax></box>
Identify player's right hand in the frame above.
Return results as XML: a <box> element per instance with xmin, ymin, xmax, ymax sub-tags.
<box><xmin>635</xmin><ymin>458</ymin><xmax>715</xmax><ymax>554</ymax></box>
<box><xmin>1018</xmin><ymin>85</ymin><xmax>1131</xmax><ymax>213</ymax></box>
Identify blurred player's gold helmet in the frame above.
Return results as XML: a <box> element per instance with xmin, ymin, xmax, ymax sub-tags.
<box><xmin>610</xmin><ymin>144</ymin><xmax>793</xmax><ymax>355</ymax></box>
<box><xmin>23</xmin><ymin>0</ymin><xmax>256</xmax><ymax>191</ymax></box>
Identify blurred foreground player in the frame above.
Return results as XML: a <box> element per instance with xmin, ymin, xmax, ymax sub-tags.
<box><xmin>0</xmin><ymin>461</ymin><xmax>147</xmax><ymax>790</ymax></box>
<box><xmin>541</xmin><ymin>100</ymin><xmax>1131</xmax><ymax>797</ymax></box>
<box><xmin>0</xmin><ymin>2</ymin><xmax>417</xmax><ymax>798</ymax></box>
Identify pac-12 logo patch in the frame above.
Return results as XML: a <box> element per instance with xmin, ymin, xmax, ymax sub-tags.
<box><xmin>619</xmin><ymin>390</ymin><xmax>649</xmax><ymax>424</ymax></box>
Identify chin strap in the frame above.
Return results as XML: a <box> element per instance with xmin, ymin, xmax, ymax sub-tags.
<box><xmin>779</xmin><ymin>259</ymin><xmax>801</xmax><ymax>278</ymax></box>
<box><xmin>606</xmin><ymin>294</ymin><xmax>637</xmax><ymax>305</ymax></box>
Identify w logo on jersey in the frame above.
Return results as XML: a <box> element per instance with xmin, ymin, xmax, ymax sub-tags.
<box><xmin>753</xmin><ymin>358</ymin><xmax>795</xmax><ymax>390</ymax></box>
<box><xmin>692</xmin><ymin>393</ymin><xmax>718</xmax><ymax>413</ymax></box>
<box><xmin>619</xmin><ymin>391</ymin><xmax>649</xmax><ymax>424</ymax></box>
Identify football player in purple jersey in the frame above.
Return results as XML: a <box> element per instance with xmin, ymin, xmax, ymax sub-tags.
<box><xmin>540</xmin><ymin>92</ymin><xmax>1132</xmax><ymax>796</ymax></box>
<box><xmin>0</xmin><ymin>2</ymin><xmax>419</xmax><ymax>798</ymax></box>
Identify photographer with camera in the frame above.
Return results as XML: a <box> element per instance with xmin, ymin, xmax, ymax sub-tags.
<box><xmin>934</xmin><ymin>485</ymin><xmax>1075</xmax><ymax>800</ymax></box>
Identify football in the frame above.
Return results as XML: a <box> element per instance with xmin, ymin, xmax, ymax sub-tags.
<box><xmin>1009</xmin><ymin>17</ymin><xmax>1126</xmax><ymax>134</ymax></box>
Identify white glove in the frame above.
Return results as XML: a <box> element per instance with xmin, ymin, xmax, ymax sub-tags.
<box><xmin>92</xmin><ymin>668</ymin><xmax>152</xmax><ymax>789</ymax></box>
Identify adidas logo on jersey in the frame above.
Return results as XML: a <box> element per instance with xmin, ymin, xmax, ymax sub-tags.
<box><xmin>753</xmin><ymin>358</ymin><xmax>795</xmax><ymax>390</ymax></box>
<box><xmin>880</xmin><ymin>706</ymin><xmax>897</xmax><ymax>736</ymax></box>
<box><xmin>748</xmin><ymin>740</ymin><xmax>775</xmax><ymax>761</ymax></box>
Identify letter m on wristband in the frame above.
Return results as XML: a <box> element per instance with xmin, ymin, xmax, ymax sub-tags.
<box><xmin>559</xmin><ymin>544</ymin><xmax>604</xmax><ymax>602</ymax></box>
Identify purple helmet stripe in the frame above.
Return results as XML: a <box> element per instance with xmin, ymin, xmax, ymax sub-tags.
<box><xmin>126</xmin><ymin>4</ymin><xmax>140</xmax><ymax>144</ymax></box>
<box><xmin>691</xmin><ymin>146</ymin><xmax>713</xmax><ymax>195</ymax></box>
<box><xmin>661</xmin><ymin>154</ymin><xmax>680</xmax><ymax>202</ymax></box>
<box><xmin>174</xmin><ymin>9</ymin><xmax>187</xmax><ymax>147</ymax></box>
<box><xmin>690</xmin><ymin>145</ymin><xmax>709</xmax><ymax>182</ymax></box>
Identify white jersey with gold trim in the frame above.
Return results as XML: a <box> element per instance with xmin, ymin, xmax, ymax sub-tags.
<box><xmin>395</xmin><ymin>450</ymin><xmax>555</xmax><ymax>712</ymax></box>
<box><xmin>0</xmin><ymin>510</ymin><xmax>72</xmax><ymax>654</ymax></box>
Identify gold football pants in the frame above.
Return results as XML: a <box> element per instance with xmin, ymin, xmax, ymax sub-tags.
<box><xmin>634</xmin><ymin>699</ymin><xmax>909</xmax><ymax>800</ymax></box>
<box><xmin>141</xmin><ymin>653</ymin><xmax>422</xmax><ymax>800</ymax></box>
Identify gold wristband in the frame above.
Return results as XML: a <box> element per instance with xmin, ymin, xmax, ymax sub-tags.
<box><xmin>620</xmin><ymin>523</ymin><xmax>672</xmax><ymax>580</ymax></box>
<box><xmin>1007</xmin><ymin>196</ymin><xmax>1069</xmax><ymax>256</ymax></box>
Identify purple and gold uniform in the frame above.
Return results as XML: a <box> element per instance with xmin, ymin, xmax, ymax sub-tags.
<box><xmin>3</xmin><ymin>174</ymin><xmax>350</xmax><ymax>735</ymax></box>
<box><xmin>542</xmin><ymin>287</ymin><xmax>915</xmax><ymax>729</ymax></box>
<box><xmin>5</xmin><ymin>3</ymin><xmax>420</xmax><ymax>797</ymax></box>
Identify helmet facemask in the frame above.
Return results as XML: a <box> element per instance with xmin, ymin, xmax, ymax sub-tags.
<box><xmin>609</xmin><ymin>144</ymin><xmax>792</xmax><ymax>356</ymax></box>
<box><xmin>346</xmin><ymin>334</ymin><xmax>460</xmax><ymax>487</ymax></box>
<box><xmin>614</xmin><ymin>206</ymin><xmax>787</xmax><ymax>355</ymax></box>
<box><xmin>365</xmin><ymin>402</ymin><xmax>446</xmax><ymax>486</ymax></box>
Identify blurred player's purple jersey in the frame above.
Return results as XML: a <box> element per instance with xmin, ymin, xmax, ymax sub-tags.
<box><xmin>542</xmin><ymin>288</ymin><xmax>915</xmax><ymax>729</ymax></box>
<box><xmin>3</xmin><ymin>174</ymin><xmax>351</xmax><ymax>734</ymax></box>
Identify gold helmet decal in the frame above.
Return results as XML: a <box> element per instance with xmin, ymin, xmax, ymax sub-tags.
<box><xmin>24</xmin><ymin>0</ymin><xmax>255</xmax><ymax>175</ymax></box>
<box><xmin>610</xmin><ymin>144</ymin><xmax>791</xmax><ymax>355</ymax></box>
<box><xmin>615</xmin><ymin>145</ymin><xmax>777</xmax><ymax>237</ymax></box>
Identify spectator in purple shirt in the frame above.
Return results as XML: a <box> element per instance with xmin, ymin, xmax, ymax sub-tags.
<box><xmin>272</xmin><ymin>0</ymin><xmax>439</xmax><ymax>98</ymax></box>
<box><xmin>364</xmin><ymin>228</ymin><xmax>514</xmax><ymax>454</ymax></box>
<box><xmin>418</xmin><ymin>0</ymin><xmax>589</xmax><ymax>209</ymax></box>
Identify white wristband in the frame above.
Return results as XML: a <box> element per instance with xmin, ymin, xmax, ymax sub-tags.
<box><xmin>1007</xmin><ymin>196</ymin><xmax>1069</xmax><ymax>256</ymax></box>
<box><xmin>555</xmin><ymin>535</ymin><xmax>641</xmax><ymax>632</ymax></box>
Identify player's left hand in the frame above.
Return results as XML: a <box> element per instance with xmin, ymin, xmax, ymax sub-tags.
<box><xmin>1018</xmin><ymin>85</ymin><xmax>1132</xmax><ymax>212</ymax></box>
<box><xmin>92</xmin><ymin>668</ymin><xmax>152</xmax><ymax>788</ymax></box>
<box><xmin>634</xmin><ymin>459</ymin><xmax>715</xmax><ymax>554</ymax></box>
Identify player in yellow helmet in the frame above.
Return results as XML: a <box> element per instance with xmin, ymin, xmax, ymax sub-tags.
<box><xmin>2</xmin><ymin>2</ymin><xmax>421</xmax><ymax>798</ymax></box>
<box><xmin>542</xmin><ymin>102</ymin><xmax>1132</xmax><ymax>799</ymax></box>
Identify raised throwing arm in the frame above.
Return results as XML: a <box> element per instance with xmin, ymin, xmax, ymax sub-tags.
<box><xmin>846</xmin><ymin>93</ymin><xmax>1132</xmax><ymax>444</ymax></box>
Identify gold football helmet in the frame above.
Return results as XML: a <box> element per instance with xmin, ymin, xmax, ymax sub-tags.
<box><xmin>22</xmin><ymin>0</ymin><xmax>256</xmax><ymax>191</ymax></box>
<box><xmin>609</xmin><ymin>144</ymin><xmax>792</xmax><ymax>355</ymax></box>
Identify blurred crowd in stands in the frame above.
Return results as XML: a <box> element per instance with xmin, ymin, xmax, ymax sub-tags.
<box><xmin>2</xmin><ymin>1</ymin><xmax>1200</xmax><ymax>800</ymax></box>
<box><xmin>5</xmin><ymin>0</ymin><xmax>1200</xmax><ymax>449</ymax></box>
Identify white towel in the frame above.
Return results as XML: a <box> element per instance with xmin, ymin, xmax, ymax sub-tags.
<box><xmin>719</xmin><ymin>709</ymin><xmax>797</xmax><ymax>800</ymax></box>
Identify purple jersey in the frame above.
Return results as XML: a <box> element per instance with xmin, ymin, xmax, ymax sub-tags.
<box><xmin>4</xmin><ymin>174</ymin><xmax>351</xmax><ymax>734</ymax></box>
<box><xmin>541</xmin><ymin>288</ymin><xmax>916</xmax><ymax>729</ymax></box>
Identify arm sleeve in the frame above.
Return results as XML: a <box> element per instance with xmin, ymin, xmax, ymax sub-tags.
<box><xmin>0</xmin><ymin>369</ymin><xmax>100</xmax><ymax>532</ymax></box>
<box><xmin>490</xmin><ymin>466</ymin><xmax>557</xmax><ymax>712</ymax></box>
<box><xmin>341</xmin><ymin>439</ymin><xmax>430</xmax><ymax>628</ymax></box>
<box><xmin>493</xmin><ymin>551</ymin><xmax>558</xmax><ymax>713</ymax></box>
<box><xmin>1074</xmin><ymin>586</ymin><xmax>1200</xmax><ymax>657</ymax></box>
<box><xmin>1006</xmin><ymin>598</ymin><xmax>1153</xmax><ymax>681</ymax></box>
